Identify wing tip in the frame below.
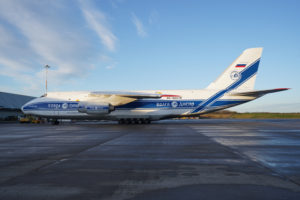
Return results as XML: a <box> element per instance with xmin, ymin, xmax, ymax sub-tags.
<box><xmin>274</xmin><ymin>88</ymin><xmax>290</xmax><ymax>91</ymax></box>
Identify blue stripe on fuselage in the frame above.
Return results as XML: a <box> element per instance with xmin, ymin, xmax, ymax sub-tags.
<box><xmin>22</xmin><ymin>102</ymin><xmax>79</xmax><ymax>111</ymax></box>
<box><xmin>116</xmin><ymin>100</ymin><xmax>200</xmax><ymax>109</ymax></box>
<box><xmin>22</xmin><ymin>99</ymin><xmax>248</xmax><ymax>111</ymax></box>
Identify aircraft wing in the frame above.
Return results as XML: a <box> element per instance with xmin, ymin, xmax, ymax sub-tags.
<box><xmin>90</xmin><ymin>91</ymin><xmax>162</xmax><ymax>99</ymax></box>
<box><xmin>88</xmin><ymin>91</ymin><xmax>180</xmax><ymax>106</ymax></box>
<box><xmin>229</xmin><ymin>88</ymin><xmax>290</xmax><ymax>97</ymax></box>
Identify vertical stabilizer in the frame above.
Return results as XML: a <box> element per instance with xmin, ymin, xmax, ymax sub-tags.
<box><xmin>206</xmin><ymin>48</ymin><xmax>263</xmax><ymax>91</ymax></box>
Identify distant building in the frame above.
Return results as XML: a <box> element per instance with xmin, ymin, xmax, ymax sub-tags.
<box><xmin>0</xmin><ymin>92</ymin><xmax>35</xmax><ymax>120</ymax></box>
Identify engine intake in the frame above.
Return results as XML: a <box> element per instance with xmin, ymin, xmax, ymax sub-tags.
<box><xmin>78</xmin><ymin>102</ymin><xmax>114</xmax><ymax>115</ymax></box>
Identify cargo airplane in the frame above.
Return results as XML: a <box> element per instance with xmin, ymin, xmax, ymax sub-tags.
<box><xmin>22</xmin><ymin>48</ymin><xmax>289</xmax><ymax>124</ymax></box>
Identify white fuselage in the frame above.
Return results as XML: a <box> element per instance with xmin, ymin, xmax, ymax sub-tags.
<box><xmin>22</xmin><ymin>89</ymin><xmax>254</xmax><ymax>121</ymax></box>
<box><xmin>22</xmin><ymin>48</ymin><xmax>270</xmax><ymax>122</ymax></box>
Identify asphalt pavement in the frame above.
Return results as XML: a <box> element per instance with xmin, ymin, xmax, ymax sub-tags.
<box><xmin>1</xmin><ymin>119</ymin><xmax>300</xmax><ymax>200</ymax></box>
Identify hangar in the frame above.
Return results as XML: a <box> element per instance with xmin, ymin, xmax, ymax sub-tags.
<box><xmin>0</xmin><ymin>91</ymin><xmax>35</xmax><ymax>120</ymax></box>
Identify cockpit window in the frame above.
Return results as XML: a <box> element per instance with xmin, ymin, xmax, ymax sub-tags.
<box><xmin>40</xmin><ymin>94</ymin><xmax>47</xmax><ymax>97</ymax></box>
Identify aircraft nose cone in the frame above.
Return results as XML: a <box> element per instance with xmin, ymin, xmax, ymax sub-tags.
<box><xmin>21</xmin><ymin>101</ymin><xmax>31</xmax><ymax>114</ymax></box>
<box><xmin>21</xmin><ymin>104</ymin><xmax>26</xmax><ymax>114</ymax></box>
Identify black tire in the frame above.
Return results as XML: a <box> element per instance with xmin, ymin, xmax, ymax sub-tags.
<box><xmin>52</xmin><ymin>120</ymin><xmax>59</xmax><ymax>125</ymax></box>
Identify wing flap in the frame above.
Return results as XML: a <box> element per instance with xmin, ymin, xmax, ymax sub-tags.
<box><xmin>88</xmin><ymin>91</ymin><xmax>181</xmax><ymax>106</ymax></box>
<box><xmin>88</xmin><ymin>91</ymin><xmax>179</xmax><ymax>106</ymax></box>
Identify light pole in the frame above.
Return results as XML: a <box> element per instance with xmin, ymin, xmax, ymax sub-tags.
<box><xmin>44</xmin><ymin>65</ymin><xmax>50</xmax><ymax>94</ymax></box>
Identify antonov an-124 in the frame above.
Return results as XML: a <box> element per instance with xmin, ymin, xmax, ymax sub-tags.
<box><xmin>22</xmin><ymin>48</ymin><xmax>289</xmax><ymax>124</ymax></box>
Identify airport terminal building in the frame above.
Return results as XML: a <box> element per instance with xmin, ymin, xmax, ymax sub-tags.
<box><xmin>0</xmin><ymin>92</ymin><xmax>35</xmax><ymax>120</ymax></box>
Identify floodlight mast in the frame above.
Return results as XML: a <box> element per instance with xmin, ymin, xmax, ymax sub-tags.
<box><xmin>44</xmin><ymin>65</ymin><xmax>50</xmax><ymax>94</ymax></box>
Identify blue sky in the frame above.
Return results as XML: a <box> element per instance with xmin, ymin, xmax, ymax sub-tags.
<box><xmin>0</xmin><ymin>0</ymin><xmax>299</xmax><ymax>112</ymax></box>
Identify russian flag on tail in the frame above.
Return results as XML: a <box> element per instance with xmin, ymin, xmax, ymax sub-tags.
<box><xmin>235</xmin><ymin>64</ymin><xmax>247</xmax><ymax>68</ymax></box>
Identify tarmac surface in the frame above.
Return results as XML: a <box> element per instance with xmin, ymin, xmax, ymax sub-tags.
<box><xmin>1</xmin><ymin>119</ymin><xmax>300</xmax><ymax>200</ymax></box>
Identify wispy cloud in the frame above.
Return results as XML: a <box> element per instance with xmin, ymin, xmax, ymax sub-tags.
<box><xmin>105</xmin><ymin>60</ymin><xmax>118</xmax><ymax>70</ymax></box>
<box><xmin>106</xmin><ymin>65</ymin><xmax>115</xmax><ymax>70</ymax></box>
<box><xmin>131</xmin><ymin>13</ymin><xmax>147</xmax><ymax>38</ymax></box>
<box><xmin>79</xmin><ymin>0</ymin><xmax>117</xmax><ymax>52</ymax></box>
<box><xmin>148</xmin><ymin>10</ymin><xmax>159</xmax><ymax>24</ymax></box>
<box><xmin>0</xmin><ymin>0</ymin><xmax>117</xmax><ymax>95</ymax></box>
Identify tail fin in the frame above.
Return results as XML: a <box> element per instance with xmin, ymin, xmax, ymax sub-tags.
<box><xmin>206</xmin><ymin>48</ymin><xmax>263</xmax><ymax>91</ymax></box>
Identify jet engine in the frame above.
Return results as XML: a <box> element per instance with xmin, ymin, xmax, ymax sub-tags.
<box><xmin>78</xmin><ymin>102</ymin><xmax>114</xmax><ymax>115</ymax></box>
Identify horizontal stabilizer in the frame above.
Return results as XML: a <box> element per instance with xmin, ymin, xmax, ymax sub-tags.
<box><xmin>229</xmin><ymin>88</ymin><xmax>290</xmax><ymax>97</ymax></box>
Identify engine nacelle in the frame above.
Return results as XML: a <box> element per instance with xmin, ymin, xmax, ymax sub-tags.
<box><xmin>78</xmin><ymin>102</ymin><xmax>114</xmax><ymax>115</ymax></box>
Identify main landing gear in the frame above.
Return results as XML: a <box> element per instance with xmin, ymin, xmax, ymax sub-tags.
<box><xmin>51</xmin><ymin>119</ymin><xmax>59</xmax><ymax>125</ymax></box>
<box><xmin>118</xmin><ymin>118</ymin><xmax>151</xmax><ymax>124</ymax></box>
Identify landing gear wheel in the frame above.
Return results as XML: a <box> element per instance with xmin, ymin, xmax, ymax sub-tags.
<box><xmin>118</xmin><ymin>119</ymin><xmax>125</xmax><ymax>124</ymax></box>
<box><xmin>141</xmin><ymin>119</ymin><xmax>151</xmax><ymax>124</ymax></box>
<box><xmin>51</xmin><ymin>120</ymin><xmax>59</xmax><ymax>125</ymax></box>
<box><xmin>133</xmin><ymin>119</ymin><xmax>139</xmax><ymax>124</ymax></box>
<box><xmin>118</xmin><ymin>118</ymin><xmax>151</xmax><ymax>125</ymax></box>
